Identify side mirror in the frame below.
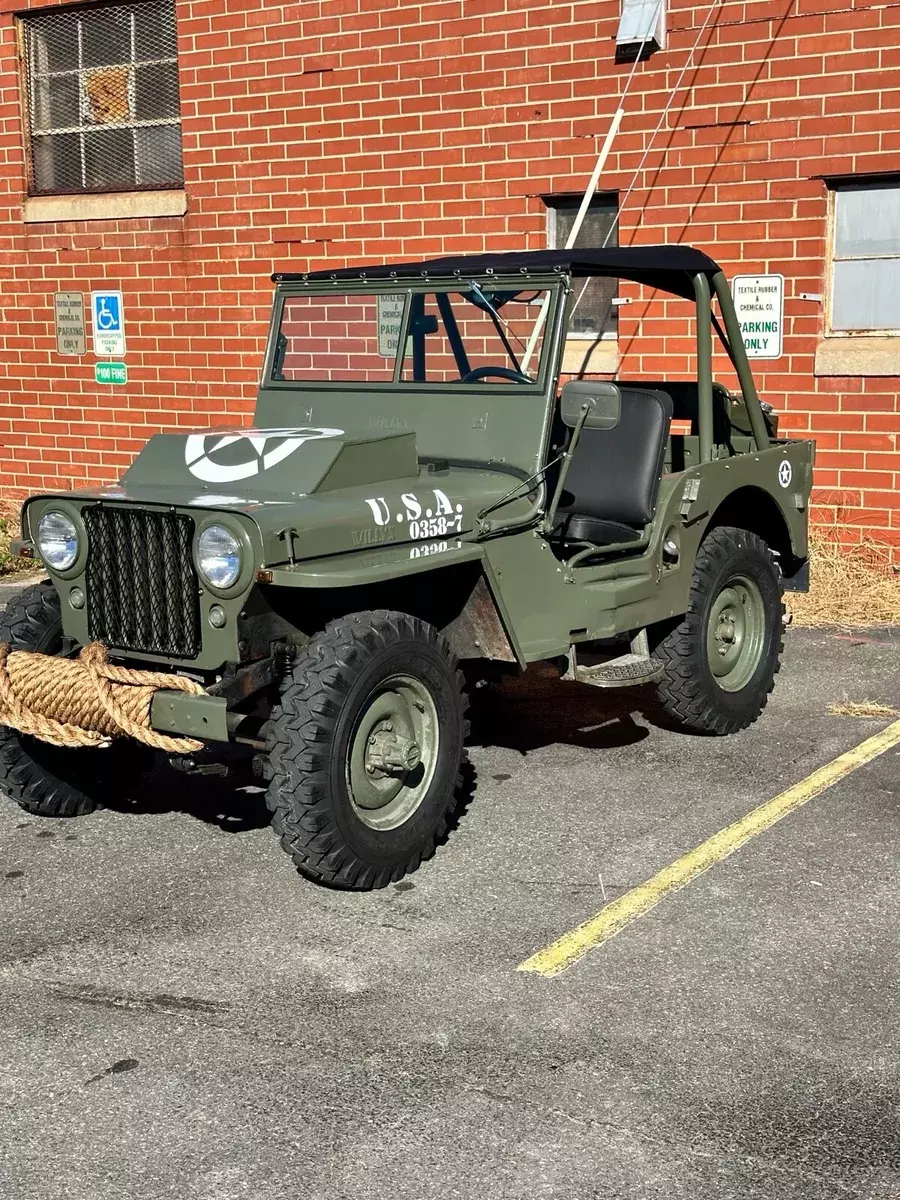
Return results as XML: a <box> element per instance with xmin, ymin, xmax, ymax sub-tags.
<box><xmin>560</xmin><ymin>381</ymin><xmax>621</xmax><ymax>430</ymax></box>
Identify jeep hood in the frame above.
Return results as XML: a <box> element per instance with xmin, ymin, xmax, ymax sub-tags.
<box><xmin>122</xmin><ymin>425</ymin><xmax>420</xmax><ymax>498</ymax></box>
<box><xmin>39</xmin><ymin>425</ymin><xmax>528</xmax><ymax>566</ymax></box>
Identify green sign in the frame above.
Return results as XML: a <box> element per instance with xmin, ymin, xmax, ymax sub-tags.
<box><xmin>95</xmin><ymin>361</ymin><xmax>127</xmax><ymax>385</ymax></box>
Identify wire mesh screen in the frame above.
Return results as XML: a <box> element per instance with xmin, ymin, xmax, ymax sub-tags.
<box><xmin>22</xmin><ymin>0</ymin><xmax>183</xmax><ymax>196</ymax></box>
<box><xmin>547</xmin><ymin>196</ymin><xmax>619</xmax><ymax>338</ymax></box>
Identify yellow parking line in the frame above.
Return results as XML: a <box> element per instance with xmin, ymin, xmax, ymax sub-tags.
<box><xmin>518</xmin><ymin>719</ymin><xmax>900</xmax><ymax>979</ymax></box>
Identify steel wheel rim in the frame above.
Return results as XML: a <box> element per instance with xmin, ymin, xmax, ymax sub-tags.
<box><xmin>706</xmin><ymin>573</ymin><xmax>766</xmax><ymax>693</ymax></box>
<box><xmin>346</xmin><ymin>673</ymin><xmax>439</xmax><ymax>830</ymax></box>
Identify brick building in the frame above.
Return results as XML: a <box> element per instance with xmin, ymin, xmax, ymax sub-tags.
<box><xmin>0</xmin><ymin>0</ymin><xmax>898</xmax><ymax>543</ymax></box>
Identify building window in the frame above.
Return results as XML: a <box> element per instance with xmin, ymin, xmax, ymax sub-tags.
<box><xmin>829</xmin><ymin>180</ymin><xmax>900</xmax><ymax>335</ymax></box>
<box><xmin>21</xmin><ymin>0</ymin><xmax>183</xmax><ymax>197</ymax></box>
<box><xmin>546</xmin><ymin>194</ymin><xmax>619</xmax><ymax>339</ymax></box>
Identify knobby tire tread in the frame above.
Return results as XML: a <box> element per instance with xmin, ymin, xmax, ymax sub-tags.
<box><xmin>653</xmin><ymin>526</ymin><xmax>784</xmax><ymax>736</ymax></box>
<box><xmin>0</xmin><ymin>581</ymin><xmax>120</xmax><ymax>817</ymax></box>
<box><xmin>265</xmin><ymin>609</ymin><xmax>469</xmax><ymax>890</ymax></box>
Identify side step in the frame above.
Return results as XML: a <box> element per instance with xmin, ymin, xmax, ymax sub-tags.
<box><xmin>564</xmin><ymin>629</ymin><xmax>664</xmax><ymax>689</ymax></box>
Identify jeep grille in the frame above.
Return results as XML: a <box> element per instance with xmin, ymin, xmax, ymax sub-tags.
<box><xmin>83</xmin><ymin>506</ymin><xmax>201</xmax><ymax>659</ymax></box>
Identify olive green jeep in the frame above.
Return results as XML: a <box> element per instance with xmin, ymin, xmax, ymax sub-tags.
<box><xmin>1</xmin><ymin>246</ymin><xmax>813</xmax><ymax>889</ymax></box>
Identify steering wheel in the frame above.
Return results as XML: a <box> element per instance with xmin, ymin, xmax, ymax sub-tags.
<box><xmin>460</xmin><ymin>366</ymin><xmax>534</xmax><ymax>384</ymax></box>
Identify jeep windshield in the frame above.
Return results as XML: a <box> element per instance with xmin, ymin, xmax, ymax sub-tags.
<box><xmin>270</xmin><ymin>284</ymin><xmax>551</xmax><ymax>387</ymax></box>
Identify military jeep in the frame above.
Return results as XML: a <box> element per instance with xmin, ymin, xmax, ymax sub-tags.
<box><xmin>1</xmin><ymin>246</ymin><xmax>813</xmax><ymax>889</ymax></box>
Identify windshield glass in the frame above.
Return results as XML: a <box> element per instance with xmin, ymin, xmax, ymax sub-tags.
<box><xmin>271</xmin><ymin>285</ymin><xmax>551</xmax><ymax>386</ymax></box>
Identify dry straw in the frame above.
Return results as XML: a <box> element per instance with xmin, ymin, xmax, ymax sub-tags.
<box><xmin>788</xmin><ymin>515</ymin><xmax>900</xmax><ymax>628</ymax></box>
<box><xmin>827</xmin><ymin>701</ymin><xmax>900</xmax><ymax>719</ymax></box>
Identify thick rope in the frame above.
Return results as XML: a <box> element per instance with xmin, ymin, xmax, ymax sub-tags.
<box><xmin>0</xmin><ymin>642</ymin><xmax>206</xmax><ymax>754</ymax></box>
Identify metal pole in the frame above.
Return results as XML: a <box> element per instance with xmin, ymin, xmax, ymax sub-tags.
<box><xmin>711</xmin><ymin>271</ymin><xmax>770</xmax><ymax>452</ymax></box>
<box><xmin>693</xmin><ymin>272</ymin><xmax>714</xmax><ymax>464</ymax></box>
<box><xmin>519</xmin><ymin>108</ymin><xmax>631</xmax><ymax>374</ymax></box>
<box><xmin>563</xmin><ymin>109</ymin><xmax>625</xmax><ymax>253</ymax></box>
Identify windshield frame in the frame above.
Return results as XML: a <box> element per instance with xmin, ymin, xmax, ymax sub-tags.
<box><xmin>262</xmin><ymin>274</ymin><xmax>567</xmax><ymax>394</ymax></box>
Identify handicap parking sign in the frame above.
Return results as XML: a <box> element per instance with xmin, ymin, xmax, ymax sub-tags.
<box><xmin>91</xmin><ymin>290</ymin><xmax>126</xmax><ymax>357</ymax></box>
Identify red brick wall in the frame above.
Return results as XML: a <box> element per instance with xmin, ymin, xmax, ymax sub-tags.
<box><xmin>0</xmin><ymin>0</ymin><xmax>898</xmax><ymax>543</ymax></box>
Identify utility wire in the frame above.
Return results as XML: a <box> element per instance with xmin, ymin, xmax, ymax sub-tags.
<box><xmin>567</xmin><ymin>0</ymin><xmax>723</xmax><ymax>324</ymax></box>
<box><xmin>519</xmin><ymin>0</ymin><xmax>663</xmax><ymax>373</ymax></box>
<box><xmin>616</xmin><ymin>0</ymin><xmax>724</xmax><ymax>249</ymax></box>
<box><xmin>562</xmin><ymin>0</ymin><xmax>664</xmax><ymax>253</ymax></box>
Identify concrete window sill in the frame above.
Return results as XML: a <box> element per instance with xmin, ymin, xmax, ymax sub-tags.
<box><xmin>814</xmin><ymin>336</ymin><xmax>900</xmax><ymax>377</ymax></box>
<box><xmin>561</xmin><ymin>338</ymin><xmax>619</xmax><ymax>375</ymax></box>
<box><xmin>23</xmin><ymin>189</ymin><xmax>187</xmax><ymax>224</ymax></box>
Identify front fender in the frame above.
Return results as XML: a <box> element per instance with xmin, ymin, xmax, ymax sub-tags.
<box><xmin>262</xmin><ymin>538</ymin><xmax>485</xmax><ymax>587</ymax></box>
<box><xmin>263</xmin><ymin>538</ymin><xmax>525</xmax><ymax>665</ymax></box>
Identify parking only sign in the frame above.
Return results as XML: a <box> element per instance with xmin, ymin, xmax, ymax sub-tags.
<box><xmin>91</xmin><ymin>290</ymin><xmax>126</xmax><ymax>357</ymax></box>
<box><xmin>54</xmin><ymin>292</ymin><xmax>86</xmax><ymax>355</ymax></box>
<box><xmin>377</xmin><ymin>293</ymin><xmax>406</xmax><ymax>357</ymax></box>
<box><xmin>731</xmin><ymin>274</ymin><xmax>784</xmax><ymax>360</ymax></box>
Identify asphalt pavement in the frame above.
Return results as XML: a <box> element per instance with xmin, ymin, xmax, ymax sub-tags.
<box><xmin>1</xmin><ymin>615</ymin><xmax>900</xmax><ymax>1200</ymax></box>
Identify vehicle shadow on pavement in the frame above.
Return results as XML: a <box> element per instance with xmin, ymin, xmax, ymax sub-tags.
<box><xmin>104</xmin><ymin>666</ymin><xmax>664</xmax><ymax>834</ymax></box>
<box><xmin>107</xmin><ymin>750</ymin><xmax>480</xmax><ymax>848</ymax></box>
<box><xmin>469</xmin><ymin>663</ymin><xmax>655</xmax><ymax>754</ymax></box>
<box><xmin>105</xmin><ymin>747</ymin><xmax>272</xmax><ymax>834</ymax></box>
<box><xmin>105</xmin><ymin>749</ymin><xmax>479</xmax><ymax>846</ymax></box>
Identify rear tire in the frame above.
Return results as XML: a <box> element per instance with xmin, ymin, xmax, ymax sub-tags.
<box><xmin>0</xmin><ymin>581</ymin><xmax>152</xmax><ymax>817</ymax></box>
<box><xmin>651</xmin><ymin>526</ymin><xmax>783</xmax><ymax>735</ymax></box>
<box><xmin>265</xmin><ymin>610</ymin><xmax>469</xmax><ymax>890</ymax></box>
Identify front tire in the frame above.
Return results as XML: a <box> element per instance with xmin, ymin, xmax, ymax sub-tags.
<box><xmin>651</xmin><ymin>526</ymin><xmax>784</xmax><ymax>735</ymax></box>
<box><xmin>265</xmin><ymin>610</ymin><xmax>469</xmax><ymax>890</ymax></box>
<box><xmin>0</xmin><ymin>581</ymin><xmax>151</xmax><ymax>817</ymax></box>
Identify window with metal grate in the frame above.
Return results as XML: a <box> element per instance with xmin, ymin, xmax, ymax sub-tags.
<box><xmin>544</xmin><ymin>193</ymin><xmax>620</xmax><ymax>340</ymax></box>
<box><xmin>20</xmin><ymin>0</ymin><xmax>183</xmax><ymax>197</ymax></box>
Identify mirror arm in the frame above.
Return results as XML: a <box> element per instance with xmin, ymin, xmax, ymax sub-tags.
<box><xmin>540</xmin><ymin>401</ymin><xmax>592</xmax><ymax>535</ymax></box>
<box><xmin>476</xmin><ymin>453</ymin><xmax>565</xmax><ymax>523</ymax></box>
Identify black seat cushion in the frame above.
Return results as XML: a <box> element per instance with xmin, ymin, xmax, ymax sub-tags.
<box><xmin>562</xmin><ymin>516</ymin><xmax>644</xmax><ymax>544</ymax></box>
<box><xmin>557</xmin><ymin>387</ymin><xmax>674</xmax><ymax>543</ymax></box>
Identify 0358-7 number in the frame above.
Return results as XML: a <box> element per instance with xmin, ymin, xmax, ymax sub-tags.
<box><xmin>409</xmin><ymin>513</ymin><xmax>462</xmax><ymax>540</ymax></box>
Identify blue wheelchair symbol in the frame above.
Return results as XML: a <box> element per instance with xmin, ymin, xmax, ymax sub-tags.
<box><xmin>94</xmin><ymin>294</ymin><xmax>121</xmax><ymax>332</ymax></box>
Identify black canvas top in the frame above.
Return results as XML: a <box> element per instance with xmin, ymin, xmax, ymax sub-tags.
<box><xmin>273</xmin><ymin>245</ymin><xmax>722</xmax><ymax>299</ymax></box>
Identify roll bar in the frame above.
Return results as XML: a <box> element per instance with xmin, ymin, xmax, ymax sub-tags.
<box><xmin>692</xmin><ymin>270</ymin><xmax>771</xmax><ymax>460</ymax></box>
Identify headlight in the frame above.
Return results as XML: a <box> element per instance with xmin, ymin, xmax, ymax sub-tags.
<box><xmin>37</xmin><ymin>511</ymin><xmax>79</xmax><ymax>572</ymax></box>
<box><xmin>197</xmin><ymin>524</ymin><xmax>242</xmax><ymax>589</ymax></box>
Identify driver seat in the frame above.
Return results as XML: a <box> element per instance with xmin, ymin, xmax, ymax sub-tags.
<box><xmin>556</xmin><ymin>387</ymin><xmax>674</xmax><ymax>546</ymax></box>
